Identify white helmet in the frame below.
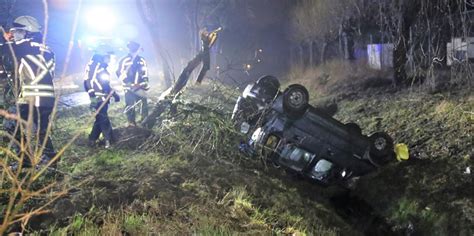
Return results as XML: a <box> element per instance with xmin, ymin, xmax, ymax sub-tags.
<box><xmin>12</xmin><ymin>16</ymin><xmax>41</xmax><ymax>33</ymax></box>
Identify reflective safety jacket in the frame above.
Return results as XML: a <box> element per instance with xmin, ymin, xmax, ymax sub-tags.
<box><xmin>83</xmin><ymin>58</ymin><xmax>114</xmax><ymax>102</ymax></box>
<box><xmin>0</xmin><ymin>38</ymin><xmax>56</xmax><ymax>107</ymax></box>
<box><xmin>116</xmin><ymin>54</ymin><xmax>149</xmax><ymax>91</ymax></box>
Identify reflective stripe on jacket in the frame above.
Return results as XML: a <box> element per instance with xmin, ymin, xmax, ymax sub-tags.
<box><xmin>84</xmin><ymin>59</ymin><xmax>113</xmax><ymax>102</ymax></box>
<box><xmin>1</xmin><ymin>38</ymin><xmax>56</xmax><ymax>107</ymax></box>
<box><xmin>116</xmin><ymin>54</ymin><xmax>149</xmax><ymax>90</ymax></box>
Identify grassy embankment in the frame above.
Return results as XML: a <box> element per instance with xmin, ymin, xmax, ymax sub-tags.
<box><xmin>8</xmin><ymin>60</ymin><xmax>473</xmax><ymax>235</ymax></box>
<box><xmin>30</xmin><ymin>82</ymin><xmax>352</xmax><ymax>235</ymax></box>
<box><xmin>289</xmin><ymin>61</ymin><xmax>473</xmax><ymax>235</ymax></box>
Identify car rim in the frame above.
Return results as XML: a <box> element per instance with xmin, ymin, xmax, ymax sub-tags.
<box><xmin>374</xmin><ymin>137</ymin><xmax>387</xmax><ymax>151</ymax></box>
<box><xmin>289</xmin><ymin>91</ymin><xmax>304</xmax><ymax>108</ymax></box>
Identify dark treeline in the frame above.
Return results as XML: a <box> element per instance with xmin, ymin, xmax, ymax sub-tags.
<box><xmin>290</xmin><ymin>0</ymin><xmax>473</xmax><ymax>88</ymax></box>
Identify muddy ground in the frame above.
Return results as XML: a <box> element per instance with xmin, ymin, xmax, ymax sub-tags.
<box><xmin>3</xmin><ymin>76</ymin><xmax>473</xmax><ymax>235</ymax></box>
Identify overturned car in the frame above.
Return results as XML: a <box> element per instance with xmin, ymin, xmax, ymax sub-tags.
<box><xmin>232</xmin><ymin>75</ymin><xmax>395</xmax><ymax>187</ymax></box>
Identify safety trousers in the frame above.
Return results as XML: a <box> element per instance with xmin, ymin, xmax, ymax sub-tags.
<box><xmin>89</xmin><ymin>101</ymin><xmax>113</xmax><ymax>142</ymax></box>
<box><xmin>7</xmin><ymin>105</ymin><xmax>57</xmax><ymax>166</ymax></box>
<box><xmin>124</xmin><ymin>91</ymin><xmax>148</xmax><ymax>124</ymax></box>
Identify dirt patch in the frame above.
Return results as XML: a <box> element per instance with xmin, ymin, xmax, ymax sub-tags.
<box><xmin>113</xmin><ymin>126</ymin><xmax>154</xmax><ymax>149</ymax></box>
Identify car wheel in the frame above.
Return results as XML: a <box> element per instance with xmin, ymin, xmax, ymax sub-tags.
<box><xmin>256</xmin><ymin>75</ymin><xmax>280</xmax><ymax>100</ymax></box>
<box><xmin>282</xmin><ymin>84</ymin><xmax>309</xmax><ymax>118</ymax></box>
<box><xmin>345</xmin><ymin>123</ymin><xmax>362</xmax><ymax>135</ymax></box>
<box><xmin>369</xmin><ymin>132</ymin><xmax>394</xmax><ymax>164</ymax></box>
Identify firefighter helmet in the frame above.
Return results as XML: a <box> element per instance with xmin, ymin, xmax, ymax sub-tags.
<box><xmin>12</xmin><ymin>16</ymin><xmax>41</xmax><ymax>33</ymax></box>
<box><xmin>94</xmin><ymin>43</ymin><xmax>115</xmax><ymax>56</ymax></box>
<box><xmin>127</xmin><ymin>41</ymin><xmax>140</xmax><ymax>52</ymax></box>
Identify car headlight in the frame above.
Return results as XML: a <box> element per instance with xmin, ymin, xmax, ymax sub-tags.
<box><xmin>240</xmin><ymin>122</ymin><xmax>250</xmax><ymax>134</ymax></box>
<box><xmin>313</xmin><ymin>159</ymin><xmax>333</xmax><ymax>173</ymax></box>
<box><xmin>251</xmin><ymin>127</ymin><xmax>264</xmax><ymax>143</ymax></box>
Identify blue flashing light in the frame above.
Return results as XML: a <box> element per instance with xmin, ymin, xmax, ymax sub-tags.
<box><xmin>85</xmin><ymin>7</ymin><xmax>117</xmax><ymax>32</ymax></box>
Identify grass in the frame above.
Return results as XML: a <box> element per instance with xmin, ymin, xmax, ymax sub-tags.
<box><xmin>4</xmin><ymin>66</ymin><xmax>472</xmax><ymax>235</ymax></box>
<box><xmin>286</xmin><ymin>60</ymin><xmax>392</xmax><ymax>100</ymax></box>
<box><xmin>19</xmin><ymin>86</ymin><xmax>351</xmax><ymax>235</ymax></box>
<box><xmin>289</xmin><ymin>64</ymin><xmax>473</xmax><ymax>235</ymax></box>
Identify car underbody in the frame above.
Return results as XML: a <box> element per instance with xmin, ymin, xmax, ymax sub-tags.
<box><xmin>233</xmin><ymin>75</ymin><xmax>395</xmax><ymax>187</ymax></box>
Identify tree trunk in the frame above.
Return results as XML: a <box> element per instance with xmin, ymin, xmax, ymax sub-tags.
<box><xmin>393</xmin><ymin>33</ymin><xmax>408</xmax><ymax>85</ymax></box>
<box><xmin>393</xmin><ymin>0</ymin><xmax>421</xmax><ymax>86</ymax></box>
<box><xmin>321</xmin><ymin>41</ymin><xmax>328</xmax><ymax>63</ymax></box>
<box><xmin>136</xmin><ymin>0</ymin><xmax>173</xmax><ymax>88</ymax></box>
<box><xmin>289</xmin><ymin>46</ymin><xmax>295</xmax><ymax>66</ymax></box>
<box><xmin>184</xmin><ymin>0</ymin><xmax>201</xmax><ymax>56</ymax></box>
<box><xmin>311</xmin><ymin>41</ymin><xmax>318</xmax><ymax>65</ymax></box>
<box><xmin>299</xmin><ymin>44</ymin><xmax>304</xmax><ymax>66</ymax></box>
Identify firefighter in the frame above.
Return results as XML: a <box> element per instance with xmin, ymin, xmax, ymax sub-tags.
<box><xmin>0</xmin><ymin>16</ymin><xmax>57</xmax><ymax>167</ymax></box>
<box><xmin>84</xmin><ymin>52</ymin><xmax>120</xmax><ymax>149</ymax></box>
<box><xmin>116</xmin><ymin>41</ymin><xmax>149</xmax><ymax>126</ymax></box>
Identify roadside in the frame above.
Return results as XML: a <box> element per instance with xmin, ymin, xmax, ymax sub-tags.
<box><xmin>5</xmin><ymin>63</ymin><xmax>473</xmax><ymax>235</ymax></box>
<box><xmin>289</xmin><ymin>60</ymin><xmax>473</xmax><ymax>235</ymax></box>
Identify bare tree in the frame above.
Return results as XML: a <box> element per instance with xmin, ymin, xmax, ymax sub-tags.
<box><xmin>136</xmin><ymin>0</ymin><xmax>173</xmax><ymax>88</ymax></box>
<box><xmin>290</xmin><ymin>0</ymin><xmax>472</xmax><ymax>88</ymax></box>
<box><xmin>373</xmin><ymin>0</ymin><xmax>469</xmax><ymax>87</ymax></box>
<box><xmin>290</xmin><ymin>0</ymin><xmax>364</xmax><ymax>65</ymax></box>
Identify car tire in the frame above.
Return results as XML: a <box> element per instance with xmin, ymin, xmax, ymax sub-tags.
<box><xmin>282</xmin><ymin>84</ymin><xmax>309</xmax><ymax>118</ymax></box>
<box><xmin>256</xmin><ymin>75</ymin><xmax>280</xmax><ymax>100</ymax></box>
<box><xmin>345</xmin><ymin>123</ymin><xmax>362</xmax><ymax>135</ymax></box>
<box><xmin>369</xmin><ymin>132</ymin><xmax>394</xmax><ymax>164</ymax></box>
